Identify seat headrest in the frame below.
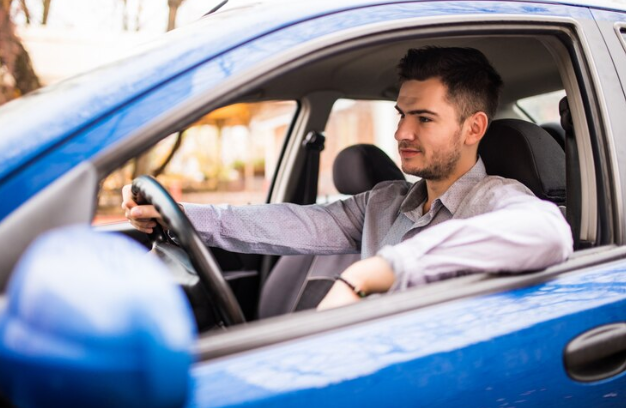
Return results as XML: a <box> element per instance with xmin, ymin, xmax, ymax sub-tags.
<box><xmin>333</xmin><ymin>144</ymin><xmax>405</xmax><ymax>195</ymax></box>
<box><xmin>478</xmin><ymin>119</ymin><xmax>565</xmax><ymax>204</ymax></box>
<box><xmin>540</xmin><ymin>122</ymin><xmax>565</xmax><ymax>150</ymax></box>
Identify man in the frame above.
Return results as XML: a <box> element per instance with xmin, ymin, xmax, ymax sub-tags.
<box><xmin>123</xmin><ymin>47</ymin><xmax>573</xmax><ymax>311</ymax></box>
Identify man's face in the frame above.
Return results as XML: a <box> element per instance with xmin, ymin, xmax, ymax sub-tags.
<box><xmin>394</xmin><ymin>78</ymin><xmax>466</xmax><ymax>180</ymax></box>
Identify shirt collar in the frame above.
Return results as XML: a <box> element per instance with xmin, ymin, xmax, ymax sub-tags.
<box><xmin>400</xmin><ymin>157</ymin><xmax>487</xmax><ymax>215</ymax></box>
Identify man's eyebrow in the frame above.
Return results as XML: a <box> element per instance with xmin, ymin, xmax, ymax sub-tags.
<box><xmin>394</xmin><ymin>105</ymin><xmax>439</xmax><ymax>116</ymax></box>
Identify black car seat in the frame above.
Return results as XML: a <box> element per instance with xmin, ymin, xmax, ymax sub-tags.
<box><xmin>257</xmin><ymin>144</ymin><xmax>405</xmax><ymax>319</ymax></box>
<box><xmin>541</xmin><ymin>122</ymin><xmax>566</xmax><ymax>150</ymax></box>
<box><xmin>479</xmin><ymin>118</ymin><xmax>566</xmax><ymax>206</ymax></box>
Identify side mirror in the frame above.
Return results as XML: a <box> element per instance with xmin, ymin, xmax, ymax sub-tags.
<box><xmin>0</xmin><ymin>226</ymin><xmax>195</xmax><ymax>408</ymax></box>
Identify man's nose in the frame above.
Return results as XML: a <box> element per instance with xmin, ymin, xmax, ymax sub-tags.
<box><xmin>394</xmin><ymin>119</ymin><xmax>416</xmax><ymax>141</ymax></box>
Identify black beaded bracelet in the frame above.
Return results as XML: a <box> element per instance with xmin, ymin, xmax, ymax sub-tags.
<box><xmin>336</xmin><ymin>276</ymin><xmax>366</xmax><ymax>298</ymax></box>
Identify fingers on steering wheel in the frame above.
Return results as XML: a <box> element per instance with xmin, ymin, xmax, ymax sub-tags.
<box><xmin>134</xmin><ymin>224</ymin><xmax>155</xmax><ymax>234</ymax></box>
<box><xmin>134</xmin><ymin>219</ymin><xmax>157</xmax><ymax>229</ymax></box>
<box><xmin>121</xmin><ymin>184</ymin><xmax>135</xmax><ymax>209</ymax></box>
<box><xmin>129</xmin><ymin>205</ymin><xmax>161</xmax><ymax>220</ymax></box>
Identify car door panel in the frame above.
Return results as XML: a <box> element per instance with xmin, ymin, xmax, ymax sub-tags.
<box><xmin>189</xmin><ymin>258</ymin><xmax>626</xmax><ymax>408</ymax></box>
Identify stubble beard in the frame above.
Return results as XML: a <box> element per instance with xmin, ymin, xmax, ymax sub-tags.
<box><xmin>402</xmin><ymin>128</ymin><xmax>463</xmax><ymax>181</ymax></box>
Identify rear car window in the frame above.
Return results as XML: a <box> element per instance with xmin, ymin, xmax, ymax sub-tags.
<box><xmin>319</xmin><ymin>99</ymin><xmax>402</xmax><ymax>203</ymax></box>
<box><xmin>516</xmin><ymin>90</ymin><xmax>566</xmax><ymax>124</ymax></box>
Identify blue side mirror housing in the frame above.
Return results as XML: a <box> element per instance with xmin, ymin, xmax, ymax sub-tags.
<box><xmin>0</xmin><ymin>226</ymin><xmax>195</xmax><ymax>408</ymax></box>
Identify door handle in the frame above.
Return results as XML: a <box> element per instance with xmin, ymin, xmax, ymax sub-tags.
<box><xmin>564</xmin><ymin>323</ymin><xmax>626</xmax><ymax>382</ymax></box>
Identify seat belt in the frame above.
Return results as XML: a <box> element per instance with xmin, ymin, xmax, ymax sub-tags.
<box><xmin>258</xmin><ymin>131</ymin><xmax>325</xmax><ymax>291</ymax></box>
<box><xmin>301</xmin><ymin>131</ymin><xmax>326</xmax><ymax>205</ymax></box>
<box><xmin>559</xmin><ymin>96</ymin><xmax>581</xmax><ymax>249</ymax></box>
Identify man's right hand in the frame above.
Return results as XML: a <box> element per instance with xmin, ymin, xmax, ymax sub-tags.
<box><xmin>121</xmin><ymin>184</ymin><xmax>163</xmax><ymax>234</ymax></box>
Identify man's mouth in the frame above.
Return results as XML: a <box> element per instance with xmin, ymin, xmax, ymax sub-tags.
<box><xmin>399</xmin><ymin>148</ymin><xmax>422</xmax><ymax>158</ymax></box>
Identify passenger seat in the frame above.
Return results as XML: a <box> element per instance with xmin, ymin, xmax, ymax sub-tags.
<box><xmin>479</xmin><ymin>119</ymin><xmax>566</xmax><ymax>206</ymax></box>
<box><xmin>257</xmin><ymin>144</ymin><xmax>405</xmax><ymax>319</ymax></box>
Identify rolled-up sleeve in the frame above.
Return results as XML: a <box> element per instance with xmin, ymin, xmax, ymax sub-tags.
<box><xmin>378</xmin><ymin>183</ymin><xmax>573</xmax><ymax>291</ymax></box>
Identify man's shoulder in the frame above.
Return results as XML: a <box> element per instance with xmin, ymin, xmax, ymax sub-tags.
<box><xmin>478</xmin><ymin>175</ymin><xmax>535</xmax><ymax>196</ymax></box>
<box><xmin>362</xmin><ymin>179</ymin><xmax>414</xmax><ymax>207</ymax></box>
<box><xmin>454</xmin><ymin>175</ymin><xmax>540</xmax><ymax>218</ymax></box>
<box><xmin>370</xmin><ymin>179</ymin><xmax>414</xmax><ymax>193</ymax></box>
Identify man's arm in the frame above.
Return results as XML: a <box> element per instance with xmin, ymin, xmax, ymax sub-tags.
<box><xmin>182</xmin><ymin>200</ymin><xmax>368</xmax><ymax>255</ymax></box>
<box><xmin>318</xmin><ymin>188</ymin><xmax>573</xmax><ymax>310</ymax></box>
<box><xmin>122</xmin><ymin>184</ymin><xmax>368</xmax><ymax>256</ymax></box>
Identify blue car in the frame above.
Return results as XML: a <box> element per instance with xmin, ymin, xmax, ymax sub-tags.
<box><xmin>2</xmin><ymin>0</ymin><xmax>626</xmax><ymax>407</ymax></box>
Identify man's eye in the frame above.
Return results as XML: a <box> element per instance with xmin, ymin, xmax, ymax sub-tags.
<box><xmin>419</xmin><ymin>117</ymin><xmax>432</xmax><ymax>123</ymax></box>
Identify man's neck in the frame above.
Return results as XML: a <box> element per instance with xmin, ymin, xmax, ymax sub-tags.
<box><xmin>422</xmin><ymin>157</ymin><xmax>478</xmax><ymax>212</ymax></box>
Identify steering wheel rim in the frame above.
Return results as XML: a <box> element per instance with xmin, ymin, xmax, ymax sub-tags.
<box><xmin>131</xmin><ymin>175</ymin><xmax>245</xmax><ymax>326</ymax></box>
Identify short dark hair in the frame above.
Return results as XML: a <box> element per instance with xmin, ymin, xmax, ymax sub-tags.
<box><xmin>397</xmin><ymin>47</ymin><xmax>503</xmax><ymax>122</ymax></box>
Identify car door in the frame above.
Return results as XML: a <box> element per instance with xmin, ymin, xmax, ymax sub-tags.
<box><xmin>189</xmin><ymin>259</ymin><xmax>626</xmax><ymax>408</ymax></box>
<box><xmin>181</xmin><ymin>2</ymin><xmax>626</xmax><ymax>407</ymax></box>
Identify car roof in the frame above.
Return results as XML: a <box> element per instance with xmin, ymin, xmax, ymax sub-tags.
<box><xmin>0</xmin><ymin>0</ymin><xmax>621</xmax><ymax>186</ymax></box>
<box><xmin>218</xmin><ymin>0</ymin><xmax>626</xmax><ymax>13</ymax></box>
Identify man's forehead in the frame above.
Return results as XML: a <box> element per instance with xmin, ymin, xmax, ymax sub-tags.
<box><xmin>398</xmin><ymin>78</ymin><xmax>446</xmax><ymax>96</ymax></box>
<box><xmin>395</xmin><ymin>92</ymin><xmax>432</xmax><ymax>111</ymax></box>
<box><xmin>396</xmin><ymin>78</ymin><xmax>451</xmax><ymax>109</ymax></box>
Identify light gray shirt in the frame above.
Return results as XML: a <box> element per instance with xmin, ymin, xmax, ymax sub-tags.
<box><xmin>183</xmin><ymin>159</ymin><xmax>573</xmax><ymax>290</ymax></box>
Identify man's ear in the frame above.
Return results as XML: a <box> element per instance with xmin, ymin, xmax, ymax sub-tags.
<box><xmin>464</xmin><ymin>112</ymin><xmax>489</xmax><ymax>146</ymax></box>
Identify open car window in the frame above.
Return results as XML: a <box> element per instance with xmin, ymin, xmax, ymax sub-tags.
<box><xmin>94</xmin><ymin>101</ymin><xmax>298</xmax><ymax>225</ymax></box>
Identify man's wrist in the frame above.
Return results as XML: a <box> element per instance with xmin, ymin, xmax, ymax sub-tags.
<box><xmin>336</xmin><ymin>276</ymin><xmax>367</xmax><ymax>298</ymax></box>
<box><xmin>340</xmin><ymin>256</ymin><xmax>395</xmax><ymax>295</ymax></box>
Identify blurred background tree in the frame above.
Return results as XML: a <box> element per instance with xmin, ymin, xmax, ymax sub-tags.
<box><xmin>14</xmin><ymin>0</ymin><xmax>52</xmax><ymax>25</ymax></box>
<box><xmin>167</xmin><ymin>0</ymin><xmax>185</xmax><ymax>31</ymax></box>
<box><xmin>42</xmin><ymin>0</ymin><xmax>51</xmax><ymax>24</ymax></box>
<box><xmin>0</xmin><ymin>0</ymin><xmax>206</xmax><ymax>106</ymax></box>
<box><xmin>0</xmin><ymin>0</ymin><xmax>40</xmax><ymax>104</ymax></box>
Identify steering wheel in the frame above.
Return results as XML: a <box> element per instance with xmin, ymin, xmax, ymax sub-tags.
<box><xmin>131</xmin><ymin>175</ymin><xmax>245</xmax><ymax>326</ymax></box>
